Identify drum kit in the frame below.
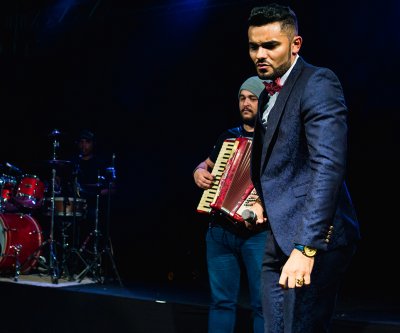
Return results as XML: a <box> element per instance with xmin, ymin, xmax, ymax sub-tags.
<box><xmin>0</xmin><ymin>130</ymin><xmax>120</xmax><ymax>284</ymax></box>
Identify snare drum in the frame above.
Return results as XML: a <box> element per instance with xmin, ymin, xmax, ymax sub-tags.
<box><xmin>14</xmin><ymin>175</ymin><xmax>46</xmax><ymax>209</ymax></box>
<box><xmin>0</xmin><ymin>213</ymin><xmax>43</xmax><ymax>274</ymax></box>
<box><xmin>43</xmin><ymin>197</ymin><xmax>87</xmax><ymax>217</ymax></box>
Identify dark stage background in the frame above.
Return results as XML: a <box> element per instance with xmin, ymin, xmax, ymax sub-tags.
<box><xmin>0</xmin><ymin>0</ymin><xmax>399</xmax><ymax>301</ymax></box>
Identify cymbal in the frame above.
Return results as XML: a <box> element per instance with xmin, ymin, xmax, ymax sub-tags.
<box><xmin>0</xmin><ymin>162</ymin><xmax>23</xmax><ymax>175</ymax></box>
<box><xmin>80</xmin><ymin>183</ymin><xmax>105</xmax><ymax>189</ymax></box>
<box><xmin>80</xmin><ymin>183</ymin><xmax>106</xmax><ymax>195</ymax></box>
<box><xmin>41</xmin><ymin>160</ymin><xmax>73</xmax><ymax>168</ymax></box>
<box><xmin>47</xmin><ymin>129</ymin><xmax>70</xmax><ymax>138</ymax></box>
<box><xmin>49</xmin><ymin>129</ymin><xmax>62</xmax><ymax>137</ymax></box>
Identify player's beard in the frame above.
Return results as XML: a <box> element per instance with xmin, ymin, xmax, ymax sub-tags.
<box><xmin>243</xmin><ymin>115</ymin><xmax>256</xmax><ymax>127</ymax></box>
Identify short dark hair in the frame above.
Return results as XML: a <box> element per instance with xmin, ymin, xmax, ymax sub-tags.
<box><xmin>248</xmin><ymin>3</ymin><xmax>298</xmax><ymax>37</ymax></box>
<box><xmin>78</xmin><ymin>129</ymin><xmax>95</xmax><ymax>142</ymax></box>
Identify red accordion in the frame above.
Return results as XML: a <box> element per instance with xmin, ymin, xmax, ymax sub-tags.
<box><xmin>197</xmin><ymin>137</ymin><xmax>259</xmax><ymax>224</ymax></box>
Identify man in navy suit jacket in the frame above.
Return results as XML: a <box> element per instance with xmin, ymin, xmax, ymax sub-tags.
<box><xmin>245</xmin><ymin>4</ymin><xmax>361</xmax><ymax>332</ymax></box>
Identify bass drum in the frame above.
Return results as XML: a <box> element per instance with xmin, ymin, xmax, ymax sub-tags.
<box><xmin>0</xmin><ymin>213</ymin><xmax>43</xmax><ymax>274</ymax></box>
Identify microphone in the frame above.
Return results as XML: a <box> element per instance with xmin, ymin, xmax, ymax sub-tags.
<box><xmin>241</xmin><ymin>209</ymin><xmax>257</xmax><ymax>225</ymax></box>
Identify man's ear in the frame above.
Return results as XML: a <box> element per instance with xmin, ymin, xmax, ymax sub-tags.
<box><xmin>292</xmin><ymin>35</ymin><xmax>302</xmax><ymax>54</ymax></box>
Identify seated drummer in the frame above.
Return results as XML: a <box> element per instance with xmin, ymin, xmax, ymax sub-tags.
<box><xmin>70</xmin><ymin>130</ymin><xmax>116</xmax><ymax>245</ymax></box>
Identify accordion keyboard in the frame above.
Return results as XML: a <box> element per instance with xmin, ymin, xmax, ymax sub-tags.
<box><xmin>196</xmin><ymin>138</ymin><xmax>237</xmax><ymax>214</ymax></box>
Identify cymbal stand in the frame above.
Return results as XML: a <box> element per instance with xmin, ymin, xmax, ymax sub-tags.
<box><xmin>102</xmin><ymin>153</ymin><xmax>123</xmax><ymax>286</ymax></box>
<box><xmin>61</xmin><ymin>166</ymin><xmax>86</xmax><ymax>280</ymax></box>
<box><xmin>48</xmin><ymin>161</ymin><xmax>60</xmax><ymax>283</ymax></box>
<box><xmin>58</xmin><ymin>197</ymin><xmax>73</xmax><ymax>280</ymax></box>
<box><xmin>71</xmin><ymin>169</ymin><xmax>79</xmax><ymax>251</ymax></box>
<box><xmin>29</xmin><ymin>165</ymin><xmax>60</xmax><ymax>283</ymax></box>
<box><xmin>76</xmin><ymin>192</ymin><xmax>102</xmax><ymax>282</ymax></box>
<box><xmin>42</xmin><ymin>131</ymin><xmax>61</xmax><ymax>283</ymax></box>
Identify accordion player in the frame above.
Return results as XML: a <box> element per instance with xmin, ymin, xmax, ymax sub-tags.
<box><xmin>197</xmin><ymin>137</ymin><xmax>260</xmax><ymax>225</ymax></box>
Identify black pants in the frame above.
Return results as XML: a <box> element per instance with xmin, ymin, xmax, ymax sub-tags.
<box><xmin>261</xmin><ymin>230</ymin><xmax>356</xmax><ymax>333</ymax></box>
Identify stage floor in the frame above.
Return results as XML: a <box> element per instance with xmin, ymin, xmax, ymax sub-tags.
<box><xmin>0</xmin><ymin>273</ymin><xmax>399</xmax><ymax>333</ymax></box>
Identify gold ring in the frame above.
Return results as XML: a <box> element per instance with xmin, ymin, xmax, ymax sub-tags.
<box><xmin>296</xmin><ymin>278</ymin><xmax>304</xmax><ymax>286</ymax></box>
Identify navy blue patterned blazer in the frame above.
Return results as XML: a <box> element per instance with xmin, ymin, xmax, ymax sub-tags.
<box><xmin>250</xmin><ymin>56</ymin><xmax>360</xmax><ymax>255</ymax></box>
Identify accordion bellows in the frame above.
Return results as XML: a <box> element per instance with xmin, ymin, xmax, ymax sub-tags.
<box><xmin>197</xmin><ymin>137</ymin><xmax>258</xmax><ymax>224</ymax></box>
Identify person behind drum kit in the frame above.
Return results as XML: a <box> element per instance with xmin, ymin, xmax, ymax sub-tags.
<box><xmin>70</xmin><ymin>129</ymin><xmax>116</xmax><ymax>250</ymax></box>
<box><xmin>193</xmin><ymin>76</ymin><xmax>267</xmax><ymax>333</ymax></box>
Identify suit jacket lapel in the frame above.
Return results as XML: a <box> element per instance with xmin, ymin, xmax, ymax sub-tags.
<box><xmin>260</xmin><ymin>58</ymin><xmax>305</xmax><ymax>170</ymax></box>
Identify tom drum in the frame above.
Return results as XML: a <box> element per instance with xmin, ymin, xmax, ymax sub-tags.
<box><xmin>14</xmin><ymin>175</ymin><xmax>46</xmax><ymax>209</ymax></box>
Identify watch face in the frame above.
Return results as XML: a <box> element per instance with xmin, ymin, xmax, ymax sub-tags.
<box><xmin>304</xmin><ymin>246</ymin><xmax>317</xmax><ymax>257</ymax></box>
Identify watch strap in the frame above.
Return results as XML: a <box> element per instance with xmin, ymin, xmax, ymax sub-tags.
<box><xmin>294</xmin><ymin>244</ymin><xmax>317</xmax><ymax>257</ymax></box>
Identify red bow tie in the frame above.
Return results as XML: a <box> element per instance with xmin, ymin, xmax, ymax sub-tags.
<box><xmin>263</xmin><ymin>78</ymin><xmax>282</xmax><ymax>96</ymax></box>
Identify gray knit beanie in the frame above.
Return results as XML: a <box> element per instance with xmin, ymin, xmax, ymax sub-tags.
<box><xmin>238</xmin><ymin>76</ymin><xmax>265</xmax><ymax>99</ymax></box>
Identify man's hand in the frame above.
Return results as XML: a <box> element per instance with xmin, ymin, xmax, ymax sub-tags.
<box><xmin>243</xmin><ymin>201</ymin><xmax>267</xmax><ymax>230</ymax></box>
<box><xmin>193</xmin><ymin>159</ymin><xmax>215</xmax><ymax>189</ymax></box>
<box><xmin>279</xmin><ymin>249</ymin><xmax>314</xmax><ymax>289</ymax></box>
<box><xmin>194</xmin><ymin>168</ymin><xmax>215</xmax><ymax>189</ymax></box>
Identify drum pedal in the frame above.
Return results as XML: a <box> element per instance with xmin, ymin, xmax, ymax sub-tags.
<box><xmin>37</xmin><ymin>255</ymin><xmax>48</xmax><ymax>272</ymax></box>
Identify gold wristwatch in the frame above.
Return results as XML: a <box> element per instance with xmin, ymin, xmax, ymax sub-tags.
<box><xmin>294</xmin><ymin>244</ymin><xmax>317</xmax><ymax>257</ymax></box>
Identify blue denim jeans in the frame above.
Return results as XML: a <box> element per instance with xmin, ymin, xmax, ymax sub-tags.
<box><xmin>206</xmin><ymin>224</ymin><xmax>267</xmax><ymax>333</ymax></box>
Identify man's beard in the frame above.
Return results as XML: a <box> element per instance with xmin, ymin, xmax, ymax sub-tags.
<box><xmin>243</xmin><ymin>116</ymin><xmax>256</xmax><ymax>127</ymax></box>
<box><xmin>258</xmin><ymin>52</ymin><xmax>292</xmax><ymax>80</ymax></box>
<box><xmin>273</xmin><ymin>60</ymin><xmax>292</xmax><ymax>79</ymax></box>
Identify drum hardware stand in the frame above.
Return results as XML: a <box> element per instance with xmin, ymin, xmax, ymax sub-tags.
<box><xmin>0</xmin><ymin>246</ymin><xmax>21</xmax><ymax>281</ymax></box>
<box><xmin>58</xmin><ymin>212</ymin><xmax>73</xmax><ymax>280</ymax></box>
<box><xmin>101</xmin><ymin>154</ymin><xmax>123</xmax><ymax>286</ymax></box>
<box><xmin>76</xmin><ymin>154</ymin><xmax>123</xmax><ymax>286</ymax></box>
<box><xmin>37</xmin><ymin>129</ymin><xmax>62</xmax><ymax>283</ymax></box>
<box><xmin>71</xmin><ymin>170</ymin><xmax>79</xmax><ymax>251</ymax></box>
<box><xmin>46</xmin><ymin>167</ymin><xmax>60</xmax><ymax>283</ymax></box>
<box><xmin>11</xmin><ymin>244</ymin><xmax>22</xmax><ymax>282</ymax></box>
<box><xmin>76</xmin><ymin>192</ymin><xmax>103</xmax><ymax>283</ymax></box>
<box><xmin>60</xmin><ymin>166</ymin><xmax>89</xmax><ymax>281</ymax></box>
